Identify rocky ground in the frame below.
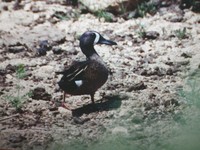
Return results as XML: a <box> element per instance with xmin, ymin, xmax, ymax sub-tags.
<box><xmin>0</xmin><ymin>0</ymin><xmax>200</xmax><ymax>149</ymax></box>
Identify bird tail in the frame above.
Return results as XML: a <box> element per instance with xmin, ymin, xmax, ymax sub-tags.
<box><xmin>55</xmin><ymin>71</ymin><xmax>64</xmax><ymax>75</ymax></box>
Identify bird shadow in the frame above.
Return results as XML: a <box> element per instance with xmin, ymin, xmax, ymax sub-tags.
<box><xmin>72</xmin><ymin>94</ymin><xmax>123</xmax><ymax>117</ymax></box>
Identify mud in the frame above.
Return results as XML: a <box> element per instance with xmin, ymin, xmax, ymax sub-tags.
<box><xmin>0</xmin><ymin>1</ymin><xmax>200</xmax><ymax>149</ymax></box>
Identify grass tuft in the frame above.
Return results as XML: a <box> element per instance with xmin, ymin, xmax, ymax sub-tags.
<box><xmin>96</xmin><ymin>10</ymin><xmax>114</xmax><ymax>22</ymax></box>
<box><xmin>16</xmin><ymin>64</ymin><xmax>26</xmax><ymax>79</ymax></box>
<box><xmin>137</xmin><ymin>1</ymin><xmax>157</xmax><ymax>17</ymax></box>
<box><xmin>6</xmin><ymin>64</ymin><xmax>31</xmax><ymax>111</ymax></box>
<box><xmin>174</xmin><ymin>27</ymin><xmax>188</xmax><ymax>39</ymax></box>
<box><xmin>136</xmin><ymin>24</ymin><xmax>146</xmax><ymax>38</ymax></box>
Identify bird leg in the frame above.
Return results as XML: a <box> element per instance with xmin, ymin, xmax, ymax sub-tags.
<box><xmin>90</xmin><ymin>93</ymin><xmax>95</xmax><ymax>104</ymax></box>
<box><xmin>63</xmin><ymin>91</ymin><xmax>66</xmax><ymax>102</ymax></box>
<box><xmin>61</xmin><ymin>91</ymin><xmax>73</xmax><ymax>110</ymax></box>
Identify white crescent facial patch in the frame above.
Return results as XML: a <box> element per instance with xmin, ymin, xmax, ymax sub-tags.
<box><xmin>93</xmin><ymin>32</ymin><xmax>100</xmax><ymax>45</ymax></box>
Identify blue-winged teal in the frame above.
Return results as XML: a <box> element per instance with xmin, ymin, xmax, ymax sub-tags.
<box><xmin>57</xmin><ymin>31</ymin><xmax>117</xmax><ymax>106</ymax></box>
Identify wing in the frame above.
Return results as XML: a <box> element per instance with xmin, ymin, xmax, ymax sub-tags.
<box><xmin>56</xmin><ymin>60</ymin><xmax>89</xmax><ymax>81</ymax></box>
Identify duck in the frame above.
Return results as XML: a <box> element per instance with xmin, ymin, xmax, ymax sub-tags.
<box><xmin>57</xmin><ymin>31</ymin><xmax>117</xmax><ymax>107</ymax></box>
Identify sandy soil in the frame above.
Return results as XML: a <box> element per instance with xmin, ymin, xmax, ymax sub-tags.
<box><xmin>0</xmin><ymin>0</ymin><xmax>200</xmax><ymax>149</ymax></box>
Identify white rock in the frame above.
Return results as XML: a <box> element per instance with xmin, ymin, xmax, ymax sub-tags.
<box><xmin>24</xmin><ymin>3</ymin><xmax>32</xmax><ymax>11</ymax></box>
<box><xmin>6</xmin><ymin>74</ymin><xmax>13</xmax><ymax>80</ymax></box>
<box><xmin>127</xmin><ymin>41</ymin><xmax>133</xmax><ymax>47</ymax></box>
<box><xmin>58</xmin><ymin>107</ymin><xmax>72</xmax><ymax>116</ymax></box>
<box><xmin>33</xmin><ymin>14</ymin><xmax>40</xmax><ymax>21</ymax></box>
<box><xmin>112</xmin><ymin>126</ymin><xmax>128</xmax><ymax>135</ymax></box>
<box><xmin>33</xmin><ymin>65</ymin><xmax>55</xmax><ymax>78</ymax></box>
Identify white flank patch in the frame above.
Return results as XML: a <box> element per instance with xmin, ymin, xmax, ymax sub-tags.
<box><xmin>93</xmin><ymin>32</ymin><xmax>100</xmax><ymax>45</ymax></box>
<box><xmin>75</xmin><ymin>80</ymin><xmax>83</xmax><ymax>87</ymax></box>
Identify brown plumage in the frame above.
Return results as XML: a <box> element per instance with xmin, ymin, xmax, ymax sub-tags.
<box><xmin>57</xmin><ymin>31</ymin><xmax>117</xmax><ymax>104</ymax></box>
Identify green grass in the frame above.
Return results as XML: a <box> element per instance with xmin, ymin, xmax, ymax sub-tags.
<box><xmin>53</xmin><ymin>11</ymin><xmax>70</xmax><ymax>20</ymax></box>
<box><xmin>16</xmin><ymin>64</ymin><xmax>26</xmax><ymax>79</ymax></box>
<box><xmin>174</xmin><ymin>27</ymin><xmax>188</xmax><ymax>39</ymax></box>
<box><xmin>137</xmin><ymin>1</ymin><xmax>157</xmax><ymax>17</ymax></box>
<box><xmin>47</xmin><ymin>70</ymin><xmax>200</xmax><ymax>150</ymax></box>
<box><xmin>6</xmin><ymin>64</ymin><xmax>31</xmax><ymax>111</ymax></box>
<box><xmin>6</xmin><ymin>86</ymin><xmax>32</xmax><ymax>111</ymax></box>
<box><xmin>169</xmin><ymin>69</ymin><xmax>200</xmax><ymax>150</ymax></box>
<box><xmin>53</xmin><ymin>10</ymin><xmax>80</xmax><ymax>21</ymax></box>
<box><xmin>136</xmin><ymin>24</ymin><xmax>146</xmax><ymax>38</ymax></box>
<box><xmin>179</xmin><ymin>69</ymin><xmax>200</xmax><ymax>108</ymax></box>
<box><xmin>119</xmin><ymin>3</ymin><xmax>127</xmax><ymax>14</ymax></box>
<box><xmin>95</xmin><ymin>10</ymin><xmax>113</xmax><ymax>22</ymax></box>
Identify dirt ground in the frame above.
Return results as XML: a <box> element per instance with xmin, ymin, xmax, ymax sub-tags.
<box><xmin>0</xmin><ymin>0</ymin><xmax>200</xmax><ymax>149</ymax></box>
